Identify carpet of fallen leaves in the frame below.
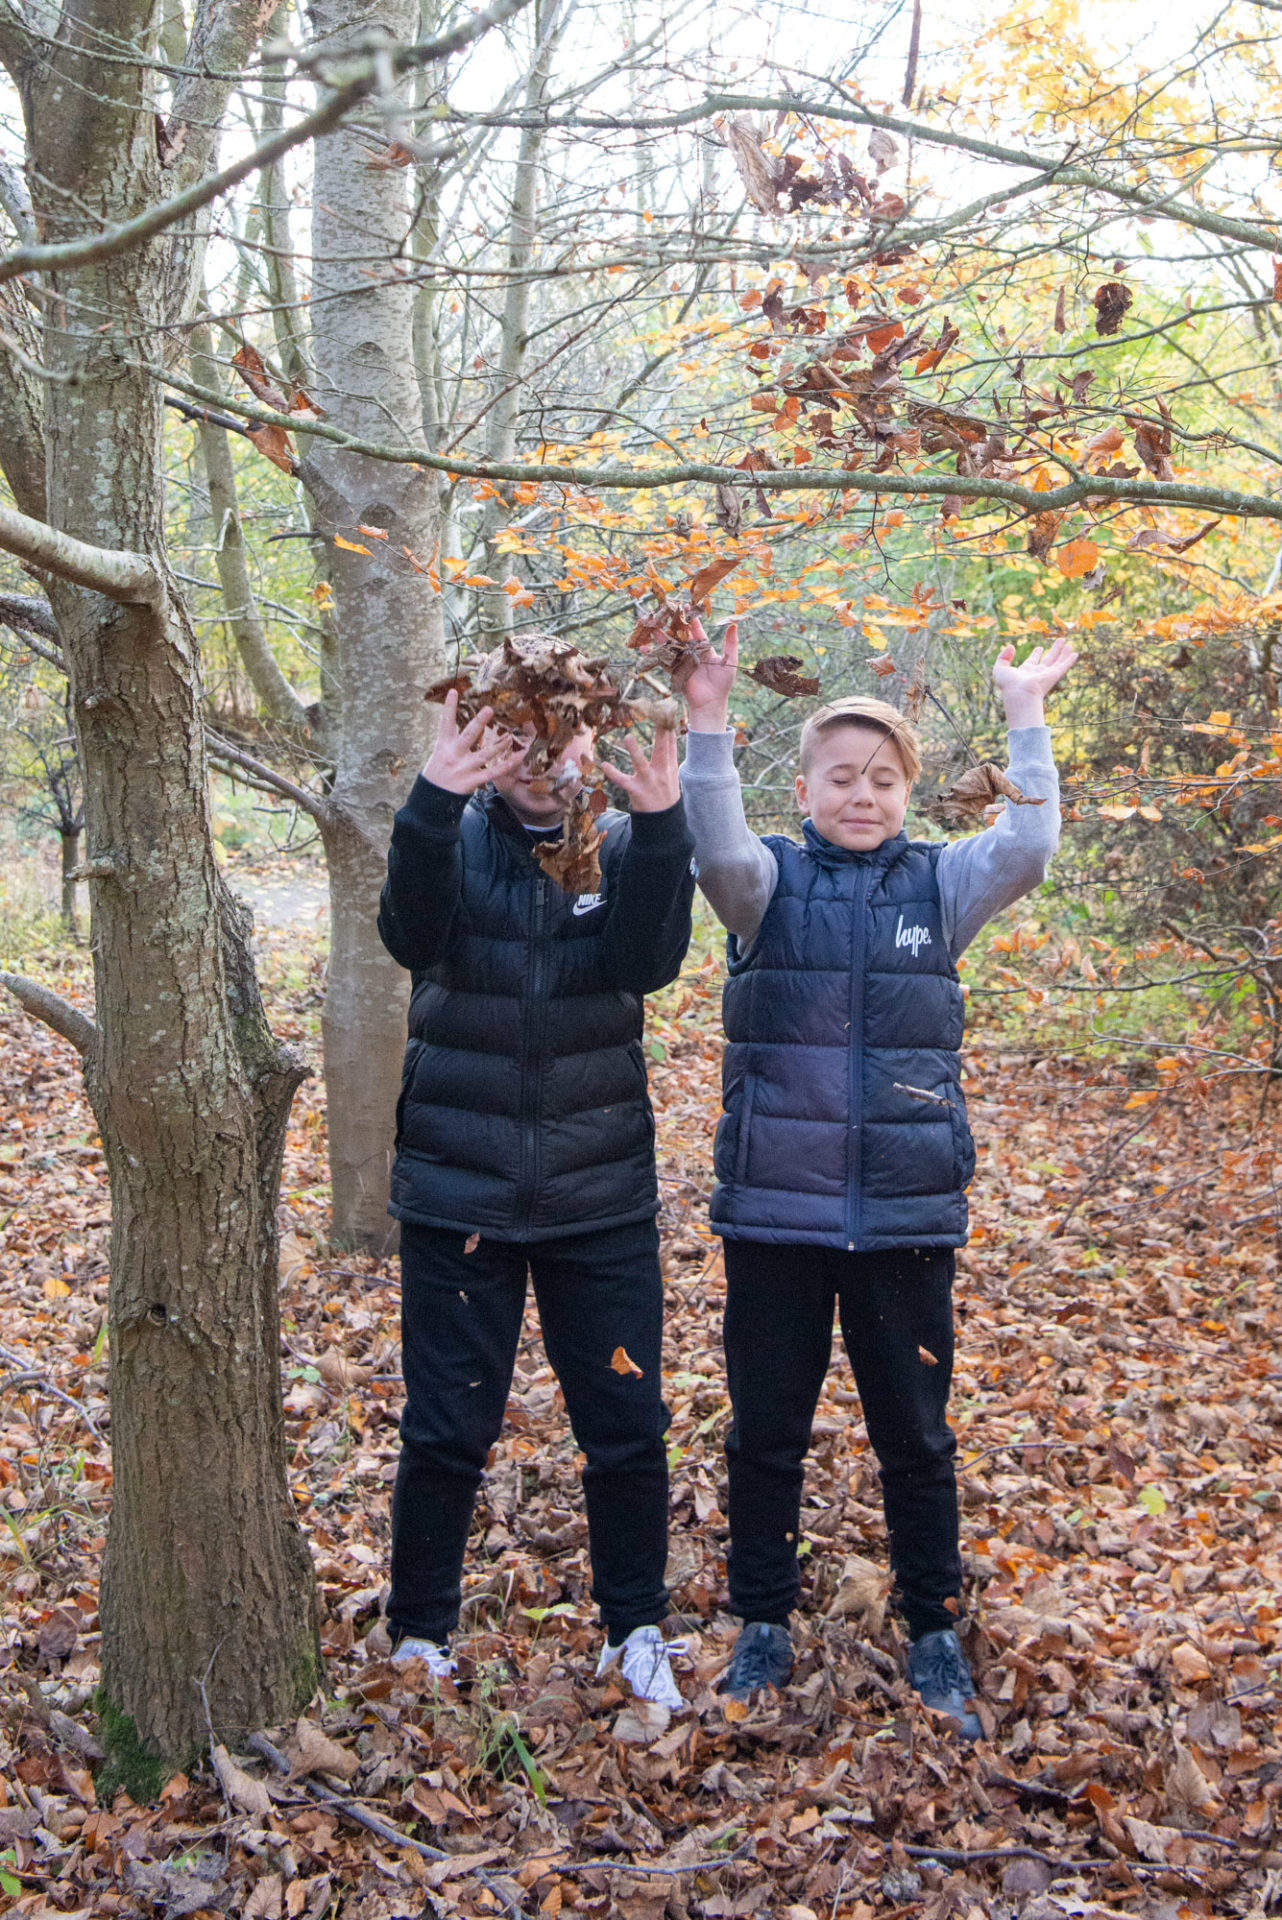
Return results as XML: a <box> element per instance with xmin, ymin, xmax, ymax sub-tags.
<box><xmin>2</xmin><ymin>903</ymin><xmax>1282</xmax><ymax>1920</ymax></box>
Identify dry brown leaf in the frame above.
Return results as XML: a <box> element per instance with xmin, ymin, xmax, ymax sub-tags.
<box><xmin>1128</xmin><ymin>518</ymin><xmax>1220</xmax><ymax>557</ymax></box>
<box><xmin>278</xmin><ymin>1230</ymin><xmax>308</xmax><ymax>1279</ymax></box>
<box><xmin>612</xmin><ymin>1699</ymin><xmax>671</xmax><ymax>1744</ymax></box>
<box><xmin>286</xmin><ymin>1717</ymin><xmax>360</xmax><ymax>1782</ymax></box>
<box><xmin>317</xmin><ymin>1348</ymin><xmax>370</xmax><ymax>1394</ymax></box>
<box><xmin>232</xmin><ymin>342</ymin><xmax>289</xmax><ymax>413</ymax></box>
<box><xmin>1170</xmin><ymin>1640</ymin><xmax>1211</xmax><ymax>1683</ymax></box>
<box><xmin>868</xmin><ymin>128</ymin><xmax>898</xmax><ymax>173</ymax></box>
<box><xmin>917</xmin><ymin>1344</ymin><xmax>939</xmax><ymax>1365</ymax></box>
<box><xmin>1164</xmin><ymin>1742</ymin><xmax>1221</xmax><ymax>1817</ymax></box>
<box><xmin>610</xmin><ymin>1345</ymin><xmax>644</xmax><ymax>1377</ymax></box>
<box><xmin>244</xmin><ymin>1870</ymin><xmax>284</xmax><ymax>1918</ymax></box>
<box><xmin>1093</xmin><ymin>280</ymin><xmax>1133</xmax><ymax>336</ymax></box>
<box><xmin>724</xmin><ymin>118</ymin><xmax>780</xmax><ymax>213</ymax></box>
<box><xmin>424</xmin><ymin>1850</ymin><xmax>504</xmax><ymax>1888</ymax></box>
<box><xmin>826</xmin><ymin>1553</ymin><xmax>891</xmax><ymax>1633</ymax></box>
<box><xmin>212</xmin><ymin>1743</ymin><xmax>272</xmax><ymax>1817</ymax></box>
<box><xmin>919</xmin><ymin>763</ymin><xmax>1046</xmax><ymax>828</ymax></box>
<box><xmin>687</xmin><ymin>555</ymin><xmax>741</xmax><ymax>607</ymax></box>
<box><xmin>748</xmin><ymin>656</ymin><xmax>820</xmax><ymax>697</ymax></box>
<box><xmin>37</xmin><ymin>1605</ymin><xmax>80</xmax><ymax>1663</ymax></box>
<box><xmin>464</xmin><ymin>1231</ymin><xmax>480</xmax><ymax>1254</ymax></box>
<box><xmin>245</xmin><ymin>423</ymin><xmax>298</xmax><ymax>477</ymax></box>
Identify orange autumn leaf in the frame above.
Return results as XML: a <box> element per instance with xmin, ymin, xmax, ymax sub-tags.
<box><xmin>610</xmin><ymin>1345</ymin><xmax>644</xmax><ymax>1378</ymax></box>
<box><xmin>1056</xmin><ymin>537</ymin><xmax>1100</xmax><ymax>578</ymax></box>
<box><xmin>333</xmin><ymin>534</ymin><xmax>372</xmax><ymax>555</ymax></box>
<box><xmin>865</xmin><ymin>320</ymin><xmax>904</xmax><ymax>353</ymax></box>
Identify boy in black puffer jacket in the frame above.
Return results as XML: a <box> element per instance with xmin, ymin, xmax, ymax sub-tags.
<box><xmin>378</xmin><ymin>688</ymin><xmax>695</xmax><ymax>1707</ymax></box>
<box><xmin>678</xmin><ymin>627</ymin><xmax>1076</xmax><ymax>1736</ymax></box>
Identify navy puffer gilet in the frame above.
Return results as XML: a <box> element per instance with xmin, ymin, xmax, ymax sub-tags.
<box><xmin>710</xmin><ymin>824</ymin><xmax>974</xmax><ymax>1249</ymax></box>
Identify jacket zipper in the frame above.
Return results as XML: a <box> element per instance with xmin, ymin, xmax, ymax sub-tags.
<box><xmin>846</xmin><ymin>861</ymin><xmax>873</xmax><ymax>1250</ymax></box>
<box><xmin>517</xmin><ymin>868</ymin><xmax>551</xmax><ymax>1232</ymax></box>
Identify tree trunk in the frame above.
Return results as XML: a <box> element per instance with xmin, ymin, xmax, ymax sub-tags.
<box><xmin>305</xmin><ymin>0</ymin><xmax>445</xmax><ymax>1250</ymax></box>
<box><xmin>0</xmin><ymin>0</ymin><xmax>320</xmax><ymax>1778</ymax></box>
<box><xmin>58</xmin><ymin>823</ymin><xmax>80</xmax><ymax>934</ymax></box>
<box><xmin>191</xmin><ymin>329</ymin><xmax>321</xmax><ymax>740</ymax></box>
<box><xmin>478</xmin><ymin>0</ymin><xmax>561</xmax><ymax>643</ymax></box>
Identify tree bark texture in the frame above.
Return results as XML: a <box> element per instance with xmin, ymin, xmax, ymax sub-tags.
<box><xmin>305</xmin><ymin>0</ymin><xmax>445</xmax><ymax>1250</ymax></box>
<box><xmin>478</xmin><ymin>0</ymin><xmax>560</xmax><ymax>642</ymax></box>
<box><xmin>0</xmin><ymin>0</ymin><xmax>319</xmax><ymax>1769</ymax></box>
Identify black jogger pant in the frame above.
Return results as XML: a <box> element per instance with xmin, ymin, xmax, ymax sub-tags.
<box><xmin>389</xmin><ymin>1218</ymin><xmax>669</xmax><ymax>1646</ymax></box>
<box><xmin>721</xmin><ymin>1240</ymin><xmax>961</xmax><ymax>1640</ymax></box>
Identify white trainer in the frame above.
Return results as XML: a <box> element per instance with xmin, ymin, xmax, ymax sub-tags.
<box><xmin>596</xmin><ymin>1624</ymin><xmax>687</xmax><ymax>1711</ymax></box>
<box><xmin>391</xmin><ymin>1636</ymin><xmax>456</xmax><ymax>1679</ymax></box>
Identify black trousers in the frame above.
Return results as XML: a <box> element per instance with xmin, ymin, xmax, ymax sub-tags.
<box><xmin>722</xmin><ymin>1240</ymin><xmax>961</xmax><ymax>1640</ymax></box>
<box><xmin>389</xmin><ymin>1218</ymin><xmax>669</xmax><ymax>1645</ymax></box>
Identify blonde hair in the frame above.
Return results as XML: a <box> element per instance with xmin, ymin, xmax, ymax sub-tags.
<box><xmin>798</xmin><ymin>695</ymin><xmax>921</xmax><ymax>783</ymax></box>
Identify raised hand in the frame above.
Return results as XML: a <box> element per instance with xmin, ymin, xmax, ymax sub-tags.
<box><xmin>675</xmin><ymin>616</ymin><xmax>739</xmax><ymax>732</ymax></box>
<box><xmin>602</xmin><ymin>721</ymin><xmax>681</xmax><ymax>813</ymax></box>
<box><xmin>422</xmin><ymin>689</ymin><xmax>529</xmax><ymax>794</ymax></box>
<box><xmin>992</xmin><ymin>635</ymin><xmax>1079</xmax><ymax>729</ymax></box>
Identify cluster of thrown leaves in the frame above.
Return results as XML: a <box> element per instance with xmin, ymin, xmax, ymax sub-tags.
<box><xmin>733</xmin><ymin>277</ymin><xmax>1182</xmax><ymax>539</ymax></box>
<box><xmin>724</xmin><ymin>115</ymin><xmax>908</xmax><ymax>221</ymax></box>
<box><xmin>425</xmin><ymin>633</ymin><xmax>678</xmax><ymax>893</ymax></box>
<box><xmin>627</xmin><ymin>558</ymin><xmax>822</xmax><ymax>703</ymax></box>
<box><xmin>3</xmin><ymin>921</ymin><xmax>1282</xmax><ymax>1919</ymax></box>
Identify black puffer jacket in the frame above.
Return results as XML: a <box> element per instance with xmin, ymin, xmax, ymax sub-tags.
<box><xmin>378</xmin><ymin>778</ymin><xmax>695</xmax><ymax>1240</ymax></box>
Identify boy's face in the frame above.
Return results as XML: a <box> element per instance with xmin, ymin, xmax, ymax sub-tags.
<box><xmin>490</xmin><ymin>723</ymin><xmax>596</xmax><ymax>827</ymax></box>
<box><xmin>795</xmin><ymin>723</ymin><xmax>911</xmax><ymax>851</ymax></box>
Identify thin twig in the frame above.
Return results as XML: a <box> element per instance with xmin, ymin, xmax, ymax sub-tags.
<box><xmin>0</xmin><ymin>1346</ymin><xmax>106</xmax><ymax>1445</ymax></box>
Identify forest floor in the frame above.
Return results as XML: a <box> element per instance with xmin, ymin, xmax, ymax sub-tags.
<box><xmin>1</xmin><ymin>898</ymin><xmax>1281</xmax><ymax>1920</ymax></box>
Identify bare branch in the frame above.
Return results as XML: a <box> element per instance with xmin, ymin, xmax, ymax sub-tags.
<box><xmin>0</xmin><ymin>502</ymin><xmax>164</xmax><ymax>605</ymax></box>
<box><xmin>0</xmin><ymin>590</ymin><xmax>58</xmax><ymax>640</ymax></box>
<box><xmin>442</xmin><ymin>90</ymin><xmax>1282</xmax><ymax>256</ymax></box>
<box><xmin>204</xmin><ymin>728</ymin><xmax>333</xmax><ymax>826</ymax></box>
<box><xmin>902</xmin><ymin>0</ymin><xmax>923</xmax><ymax>106</ymax></box>
<box><xmin>0</xmin><ymin>0</ymin><xmax>535</xmax><ymax>289</ymax></box>
<box><xmin>166</xmin><ymin>374</ymin><xmax>1282</xmax><ymax>521</ymax></box>
<box><xmin>0</xmin><ymin>971</ymin><xmax>98</xmax><ymax>1058</ymax></box>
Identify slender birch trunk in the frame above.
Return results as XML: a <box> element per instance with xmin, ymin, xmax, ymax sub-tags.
<box><xmin>304</xmin><ymin>0</ymin><xmax>445</xmax><ymax>1249</ymax></box>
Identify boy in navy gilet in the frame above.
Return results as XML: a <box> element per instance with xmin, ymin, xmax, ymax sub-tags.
<box><xmin>679</xmin><ymin>629</ymin><xmax>1076</xmax><ymax>1735</ymax></box>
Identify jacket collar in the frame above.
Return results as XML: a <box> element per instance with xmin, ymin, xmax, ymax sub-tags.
<box><xmin>479</xmin><ymin>786</ymin><xmax>563</xmax><ymax>850</ymax></box>
<box><xmin>802</xmin><ymin>820</ymin><xmax>909</xmax><ymax>870</ymax></box>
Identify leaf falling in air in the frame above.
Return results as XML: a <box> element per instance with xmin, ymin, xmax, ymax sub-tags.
<box><xmin>1093</xmin><ymin>280</ymin><xmax>1133</xmax><ymax>335</ymax></box>
<box><xmin>747</xmin><ymin>656</ymin><xmax>820</xmax><ymax>697</ymax></box>
<box><xmin>919</xmin><ymin>763</ymin><xmax>1047</xmax><ymax>829</ymax></box>
<box><xmin>610</xmin><ymin>1345</ymin><xmax>644</xmax><ymax>1377</ymax></box>
<box><xmin>686</xmin><ymin>556</ymin><xmax>742</xmax><ymax>607</ymax></box>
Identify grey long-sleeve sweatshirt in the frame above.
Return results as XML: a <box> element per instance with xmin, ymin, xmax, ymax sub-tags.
<box><xmin>679</xmin><ymin>725</ymin><xmax>1061</xmax><ymax>957</ymax></box>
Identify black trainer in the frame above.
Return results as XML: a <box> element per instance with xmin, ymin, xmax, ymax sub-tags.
<box><xmin>907</xmin><ymin>1628</ymin><xmax>982</xmax><ymax>1740</ymax></box>
<box><xmin>718</xmin><ymin>1622</ymin><xmax>795</xmax><ymax>1702</ymax></box>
